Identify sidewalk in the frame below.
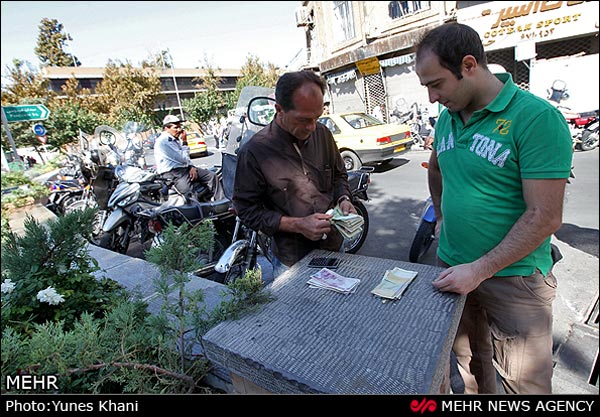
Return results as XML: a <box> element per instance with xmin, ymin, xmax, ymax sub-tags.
<box><xmin>5</xmin><ymin>203</ymin><xmax>598</xmax><ymax>394</ymax></box>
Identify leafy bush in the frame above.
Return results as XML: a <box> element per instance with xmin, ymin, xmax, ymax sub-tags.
<box><xmin>1</xmin><ymin>208</ymin><xmax>128</xmax><ymax>333</ymax></box>
<box><xmin>2</xmin><ymin>215</ymin><xmax>272</xmax><ymax>393</ymax></box>
<box><xmin>1</xmin><ymin>171</ymin><xmax>49</xmax><ymax>211</ymax></box>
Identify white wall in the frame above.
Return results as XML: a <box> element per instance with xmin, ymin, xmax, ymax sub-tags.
<box><xmin>529</xmin><ymin>54</ymin><xmax>599</xmax><ymax>113</ymax></box>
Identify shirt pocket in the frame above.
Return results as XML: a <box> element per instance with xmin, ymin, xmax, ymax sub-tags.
<box><xmin>317</xmin><ymin>167</ymin><xmax>332</xmax><ymax>192</ymax></box>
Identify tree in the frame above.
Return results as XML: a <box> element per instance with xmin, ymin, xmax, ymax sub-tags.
<box><xmin>182</xmin><ymin>56</ymin><xmax>279</xmax><ymax>131</ymax></box>
<box><xmin>34</xmin><ymin>18</ymin><xmax>80</xmax><ymax>67</ymax></box>
<box><xmin>92</xmin><ymin>60</ymin><xmax>162</xmax><ymax>128</ymax></box>
<box><xmin>0</xmin><ymin>59</ymin><xmax>50</xmax><ymax>106</ymax></box>
<box><xmin>182</xmin><ymin>61</ymin><xmax>227</xmax><ymax>131</ymax></box>
<box><xmin>231</xmin><ymin>55</ymin><xmax>280</xmax><ymax>105</ymax></box>
<box><xmin>141</xmin><ymin>50</ymin><xmax>172</xmax><ymax>69</ymax></box>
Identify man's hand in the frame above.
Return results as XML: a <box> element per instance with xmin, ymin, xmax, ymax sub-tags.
<box><xmin>189</xmin><ymin>166</ymin><xmax>198</xmax><ymax>181</ymax></box>
<box><xmin>299</xmin><ymin>213</ymin><xmax>333</xmax><ymax>241</ymax></box>
<box><xmin>432</xmin><ymin>263</ymin><xmax>490</xmax><ymax>295</ymax></box>
<box><xmin>339</xmin><ymin>199</ymin><xmax>357</xmax><ymax>215</ymax></box>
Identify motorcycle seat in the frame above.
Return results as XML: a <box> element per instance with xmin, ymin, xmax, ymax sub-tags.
<box><xmin>170</xmin><ymin>204</ymin><xmax>202</xmax><ymax>221</ymax></box>
<box><xmin>139</xmin><ymin>183</ymin><xmax>163</xmax><ymax>194</ymax></box>
<box><xmin>199</xmin><ymin>198</ymin><xmax>232</xmax><ymax>217</ymax></box>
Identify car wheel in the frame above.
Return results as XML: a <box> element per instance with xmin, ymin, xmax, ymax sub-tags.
<box><xmin>341</xmin><ymin>150</ymin><xmax>362</xmax><ymax>171</ymax></box>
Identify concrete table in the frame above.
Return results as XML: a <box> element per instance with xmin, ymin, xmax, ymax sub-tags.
<box><xmin>203</xmin><ymin>249</ymin><xmax>465</xmax><ymax>394</ymax></box>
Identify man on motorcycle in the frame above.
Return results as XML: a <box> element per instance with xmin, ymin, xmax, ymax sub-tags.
<box><xmin>233</xmin><ymin>71</ymin><xmax>356</xmax><ymax>278</ymax></box>
<box><xmin>154</xmin><ymin>115</ymin><xmax>223</xmax><ymax>201</ymax></box>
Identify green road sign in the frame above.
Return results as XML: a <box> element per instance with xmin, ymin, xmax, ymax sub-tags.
<box><xmin>2</xmin><ymin>104</ymin><xmax>51</xmax><ymax>122</ymax></box>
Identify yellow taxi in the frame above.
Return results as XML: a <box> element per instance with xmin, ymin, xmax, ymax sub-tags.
<box><xmin>185</xmin><ymin>132</ymin><xmax>209</xmax><ymax>157</ymax></box>
<box><xmin>318</xmin><ymin>112</ymin><xmax>413</xmax><ymax>170</ymax></box>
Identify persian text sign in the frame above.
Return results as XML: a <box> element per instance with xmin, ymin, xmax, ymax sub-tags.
<box><xmin>2</xmin><ymin>105</ymin><xmax>50</xmax><ymax>122</ymax></box>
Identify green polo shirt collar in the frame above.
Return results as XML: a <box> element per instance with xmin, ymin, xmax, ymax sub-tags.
<box><xmin>448</xmin><ymin>73</ymin><xmax>519</xmax><ymax>127</ymax></box>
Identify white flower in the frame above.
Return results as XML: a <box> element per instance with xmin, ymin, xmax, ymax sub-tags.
<box><xmin>1</xmin><ymin>279</ymin><xmax>16</xmax><ymax>294</ymax></box>
<box><xmin>36</xmin><ymin>286</ymin><xmax>65</xmax><ymax>305</ymax></box>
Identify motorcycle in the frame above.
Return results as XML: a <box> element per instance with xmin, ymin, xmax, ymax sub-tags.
<box><xmin>389</xmin><ymin>101</ymin><xmax>434</xmax><ymax>149</ymax></box>
<box><xmin>572</xmin><ymin>111</ymin><xmax>599</xmax><ymax>151</ymax></box>
<box><xmin>93</xmin><ymin>120</ymin><xmax>237</xmax><ymax>265</ymax></box>
<box><xmin>44</xmin><ymin>151</ymin><xmax>97</xmax><ymax>215</ymax></box>
<box><xmin>91</xmin><ymin>123</ymin><xmax>167</xmax><ymax>254</ymax></box>
<box><xmin>546</xmin><ymin>80</ymin><xmax>599</xmax><ymax>151</ymax></box>
<box><xmin>408</xmin><ymin>161</ymin><xmax>437</xmax><ymax>263</ymax></box>
<box><xmin>140</xmin><ymin>185</ymin><xmax>237</xmax><ymax>277</ymax></box>
<box><xmin>214</xmin><ymin>87</ymin><xmax>372</xmax><ymax>284</ymax></box>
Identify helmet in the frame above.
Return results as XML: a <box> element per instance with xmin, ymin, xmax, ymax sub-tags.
<box><xmin>162</xmin><ymin>114</ymin><xmax>186</xmax><ymax>126</ymax></box>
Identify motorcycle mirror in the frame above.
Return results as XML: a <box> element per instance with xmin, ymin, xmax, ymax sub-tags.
<box><xmin>247</xmin><ymin>96</ymin><xmax>277</xmax><ymax>127</ymax></box>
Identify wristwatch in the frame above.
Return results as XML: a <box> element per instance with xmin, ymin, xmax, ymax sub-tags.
<box><xmin>337</xmin><ymin>195</ymin><xmax>351</xmax><ymax>205</ymax></box>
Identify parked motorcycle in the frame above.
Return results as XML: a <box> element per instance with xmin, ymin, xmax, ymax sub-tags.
<box><xmin>390</xmin><ymin>101</ymin><xmax>434</xmax><ymax>148</ymax></box>
<box><xmin>97</xmin><ymin>167</ymin><xmax>165</xmax><ymax>254</ymax></box>
<box><xmin>45</xmin><ymin>176</ymin><xmax>88</xmax><ymax>216</ymax></box>
<box><xmin>89</xmin><ymin>123</ymin><xmax>166</xmax><ymax>253</ymax></box>
<box><xmin>214</xmin><ymin>88</ymin><xmax>372</xmax><ymax>284</ymax></box>
<box><xmin>408</xmin><ymin>161</ymin><xmax>437</xmax><ymax>263</ymax></box>
<box><xmin>573</xmin><ymin>111</ymin><xmax>599</xmax><ymax>151</ymax></box>
<box><xmin>141</xmin><ymin>188</ymin><xmax>236</xmax><ymax>277</ymax></box>
<box><xmin>546</xmin><ymin>80</ymin><xmax>599</xmax><ymax>151</ymax></box>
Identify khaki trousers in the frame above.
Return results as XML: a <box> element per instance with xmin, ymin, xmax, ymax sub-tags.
<box><xmin>441</xmin><ymin>261</ymin><xmax>557</xmax><ymax>394</ymax></box>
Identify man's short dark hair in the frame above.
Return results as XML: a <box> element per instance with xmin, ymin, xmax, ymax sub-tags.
<box><xmin>416</xmin><ymin>22</ymin><xmax>488</xmax><ymax>80</ymax></box>
<box><xmin>275</xmin><ymin>70</ymin><xmax>326</xmax><ymax>111</ymax></box>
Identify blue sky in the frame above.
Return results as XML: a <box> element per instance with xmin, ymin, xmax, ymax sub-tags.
<box><xmin>1</xmin><ymin>1</ymin><xmax>306</xmax><ymax>75</ymax></box>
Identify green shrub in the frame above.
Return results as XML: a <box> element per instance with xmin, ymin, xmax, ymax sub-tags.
<box><xmin>1</xmin><ymin>208</ymin><xmax>128</xmax><ymax>333</ymax></box>
<box><xmin>1</xmin><ymin>213</ymin><xmax>272</xmax><ymax>393</ymax></box>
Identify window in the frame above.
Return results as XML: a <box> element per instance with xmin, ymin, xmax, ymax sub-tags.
<box><xmin>332</xmin><ymin>1</ymin><xmax>355</xmax><ymax>43</ymax></box>
<box><xmin>318</xmin><ymin>117</ymin><xmax>341</xmax><ymax>134</ymax></box>
<box><xmin>342</xmin><ymin>113</ymin><xmax>383</xmax><ymax>129</ymax></box>
<box><xmin>388</xmin><ymin>1</ymin><xmax>429</xmax><ymax>19</ymax></box>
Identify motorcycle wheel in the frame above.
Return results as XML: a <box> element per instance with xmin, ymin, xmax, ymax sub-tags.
<box><xmin>408</xmin><ymin>220</ymin><xmax>436</xmax><ymax>263</ymax></box>
<box><xmin>98</xmin><ymin>223</ymin><xmax>131</xmax><ymax>254</ymax></box>
<box><xmin>580</xmin><ymin>128</ymin><xmax>599</xmax><ymax>151</ymax></box>
<box><xmin>344</xmin><ymin>201</ymin><xmax>369</xmax><ymax>254</ymax></box>
<box><xmin>60</xmin><ymin>194</ymin><xmax>84</xmax><ymax>213</ymax></box>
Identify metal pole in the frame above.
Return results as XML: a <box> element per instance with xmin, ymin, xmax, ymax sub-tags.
<box><xmin>1</xmin><ymin>107</ymin><xmax>23</xmax><ymax>171</ymax></box>
<box><xmin>168</xmin><ymin>49</ymin><xmax>184</xmax><ymax>120</ymax></box>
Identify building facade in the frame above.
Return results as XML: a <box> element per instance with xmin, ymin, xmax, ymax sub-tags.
<box><xmin>41</xmin><ymin>66</ymin><xmax>241</xmax><ymax>115</ymax></box>
<box><xmin>297</xmin><ymin>1</ymin><xmax>598</xmax><ymax>120</ymax></box>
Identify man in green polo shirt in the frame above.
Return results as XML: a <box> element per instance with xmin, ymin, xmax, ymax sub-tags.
<box><xmin>415</xmin><ymin>23</ymin><xmax>572</xmax><ymax>394</ymax></box>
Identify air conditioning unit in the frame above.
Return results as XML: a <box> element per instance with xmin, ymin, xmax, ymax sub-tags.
<box><xmin>295</xmin><ymin>6</ymin><xmax>312</xmax><ymax>27</ymax></box>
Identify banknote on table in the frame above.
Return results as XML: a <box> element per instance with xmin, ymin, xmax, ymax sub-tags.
<box><xmin>307</xmin><ymin>267</ymin><xmax>360</xmax><ymax>294</ymax></box>
<box><xmin>326</xmin><ymin>205</ymin><xmax>364</xmax><ymax>240</ymax></box>
<box><xmin>371</xmin><ymin>267</ymin><xmax>418</xmax><ymax>300</ymax></box>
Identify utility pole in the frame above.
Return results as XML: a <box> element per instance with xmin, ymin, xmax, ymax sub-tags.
<box><xmin>167</xmin><ymin>49</ymin><xmax>184</xmax><ymax>120</ymax></box>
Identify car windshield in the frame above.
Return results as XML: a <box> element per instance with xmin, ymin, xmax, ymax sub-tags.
<box><xmin>341</xmin><ymin>113</ymin><xmax>383</xmax><ymax>129</ymax></box>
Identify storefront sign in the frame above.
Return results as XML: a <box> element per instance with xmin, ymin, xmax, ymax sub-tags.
<box><xmin>458</xmin><ymin>1</ymin><xmax>597</xmax><ymax>51</ymax></box>
<box><xmin>355</xmin><ymin>57</ymin><xmax>381</xmax><ymax>76</ymax></box>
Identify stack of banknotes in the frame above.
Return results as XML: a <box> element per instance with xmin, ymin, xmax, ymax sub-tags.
<box><xmin>370</xmin><ymin>267</ymin><xmax>418</xmax><ymax>300</ymax></box>
<box><xmin>326</xmin><ymin>205</ymin><xmax>364</xmax><ymax>240</ymax></box>
<box><xmin>307</xmin><ymin>268</ymin><xmax>360</xmax><ymax>294</ymax></box>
